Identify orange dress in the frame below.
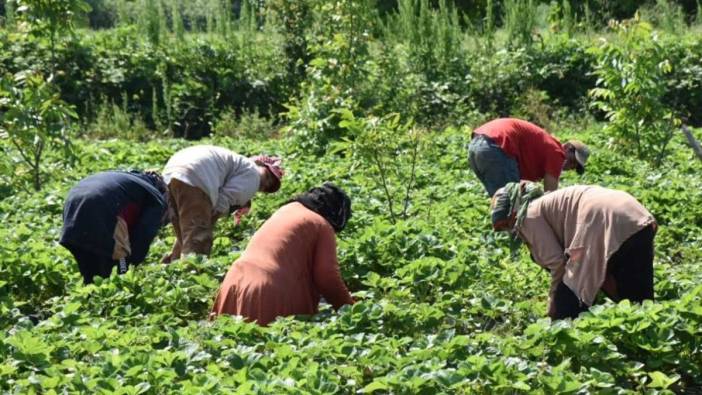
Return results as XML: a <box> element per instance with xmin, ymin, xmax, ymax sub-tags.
<box><xmin>210</xmin><ymin>202</ymin><xmax>354</xmax><ymax>325</ymax></box>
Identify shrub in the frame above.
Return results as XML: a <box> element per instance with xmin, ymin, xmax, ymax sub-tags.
<box><xmin>333</xmin><ymin>111</ymin><xmax>424</xmax><ymax>224</ymax></box>
<box><xmin>503</xmin><ymin>0</ymin><xmax>538</xmax><ymax>47</ymax></box>
<box><xmin>0</xmin><ymin>71</ymin><xmax>76</xmax><ymax>191</ymax></box>
<box><xmin>284</xmin><ymin>0</ymin><xmax>375</xmax><ymax>153</ymax></box>
<box><xmin>212</xmin><ymin>108</ymin><xmax>278</xmax><ymax>140</ymax></box>
<box><xmin>14</xmin><ymin>0</ymin><xmax>91</xmax><ymax>71</ymax></box>
<box><xmin>464</xmin><ymin>47</ymin><xmax>533</xmax><ymax>117</ymax></box>
<box><xmin>84</xmin><ymin>95</ymin><xmax>153</xmax><ymax>141</ymax></box>
<box><xmin>589</xmin><ymin>19</ymin><xmax>681</xmax><ymax>166</ymax></box>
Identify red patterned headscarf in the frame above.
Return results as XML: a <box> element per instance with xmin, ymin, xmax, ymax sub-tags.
<box><xmin>251</xmin><ymin>155</ymin><xmax>284</xmax><ymax>192</ymax></box>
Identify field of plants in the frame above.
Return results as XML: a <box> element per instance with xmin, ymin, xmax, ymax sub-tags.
<box><xmin>2</xmin><ymin>0</ymin><xmax>702</xmax><ymax>393</ymax></box>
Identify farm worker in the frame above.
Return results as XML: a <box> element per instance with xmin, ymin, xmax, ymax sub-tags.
<box><xmin>59</xmin><ymin>170</ymin><xmax>169</xmax><ymax>284</ymax></box>
<box><xmin>491</xmin><ymin>181</ymin><xmax>657</xmax><ymax>319</ymax></box>
<box><xmin>161</xmin><ymin>145</ymin><xmax>284</xmax><ymax>263</ymax></box>
<box><xmin>468</xmin><ymin>118</ymin><xmax>590</xmax><ymax>196</ymax></box>
<box><xmin>210</xmin><ymin>183</ymin><xmax>355</xmax><ymax>326</ymax></box>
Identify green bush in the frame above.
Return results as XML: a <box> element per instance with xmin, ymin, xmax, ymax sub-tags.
<box><xmin>84</xmin><ymin>96</ymin><xmax>153</xmax><ymax>141</ymax></box>
<box><xmin>0</xmin><ymin>71</ymin><xmax>77</xmax><ymax>191</ymax></box>
<box><xmin>284</xmin><ymin>0</ymin><xmax>375</xmax><ymax>152</ymax></box>
<box><xmin>3</xmin><ymin>0</ymin><xmax>702</xmax><ymax>138</ymax></box>
<box><xmin>212</xmin><ymin>108</ymin><xmax>278</xmax><ymax>139</ymax></box>
<box><xmin>589</xmin><ymin>19</ymin><xmax>681</xmax><ymax>166</ymax></box>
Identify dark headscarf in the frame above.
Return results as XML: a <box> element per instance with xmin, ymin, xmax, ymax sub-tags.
<box><xmin>129</xmin><ymin>169</ymin><xmax>167</xmax><ymax>196</ymax></box>
<box><xmin>131</xmin><ymin>169</ymin><xmax>169</xmax><ymax>225</ymax></box>
<box><xmin>289</xmin><ymin>182</ymin><xmax>352</xmax><ymax>233</ymax></box>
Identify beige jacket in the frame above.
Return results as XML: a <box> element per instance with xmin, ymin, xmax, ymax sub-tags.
<box><xmin>517</xmin><ymin>185</ymin><xmax>656</xmax><ymax>306</ymax></box>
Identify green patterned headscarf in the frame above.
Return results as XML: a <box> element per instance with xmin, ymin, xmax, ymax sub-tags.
<box><xmin>491</xmin><ymin>181</ymin><xmax>544</xmax><ymax>231</ymax></box>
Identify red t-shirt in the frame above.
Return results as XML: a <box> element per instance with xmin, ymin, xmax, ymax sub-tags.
<box><xmin>474</xmin><ymin>118</ymin><xmax>565</xmax><ymax>181</ymax></box>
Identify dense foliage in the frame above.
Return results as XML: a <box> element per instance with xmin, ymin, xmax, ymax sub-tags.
<box><xmin>1</xmin><ymin>0</ymin><xmax>702</xmax><ymax>142</ymax></box>
<box><xmin>1</xmin><ymin>123</ymin><xmax>702</xmax><ymax>393</ymax></box>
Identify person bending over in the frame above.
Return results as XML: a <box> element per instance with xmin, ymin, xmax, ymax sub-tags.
<box><xmin>60</xmin><ymin>170</ymin><xmax>168</xmax><ymax>284</ymax></box>
<box><xmin>161</xmin><ymin>145</ymin><xmax>284</xmax><ymax>262</ymax></box>
<box><xmin>468</xmin><ymin>118</ymin><xmax>590</xmax><ymax>196</ymax></box>
<box><xmin>210</xmin><ymin>183</ymin><xmax>354</xmax><ymax>326</ymax></box>
<box><xmin>491</xmin><ymin>181</ymin><xmax>656</xmax><ymax>319</ymax></box>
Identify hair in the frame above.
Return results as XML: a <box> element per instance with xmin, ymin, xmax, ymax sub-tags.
<box><xmin>144</xmin><ymin>169</ymin><xmax>167</xmax><ymax>195</ymax></box>
<box><xmin>289</xmin><ymin>182</ymin><xmax>352</xmax><ymax>233</ymax></box>
<box><xmin>129</xmin><ymin>169</ymin><xmax>166</xmax><ymax>195</ymax></box>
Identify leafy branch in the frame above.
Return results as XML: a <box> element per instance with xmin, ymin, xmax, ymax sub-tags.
<box><xmin>332</xmin><ymin>110</ymin><xmax>424</xmax><ymax>224</ymax></box>
<box><xmin>588</xmin><ymin>17</ymin><xmax>681</xmax><ymax>167</ymax></box>
<box><xmin>15</xmin><ymin>0</ymin><xmax>91</xmax><ymax>73</ymax></box>
<box><xmin>0</xmin><ymin>72</ymin><xmax>77</xmax><ymax>191</ymax></box>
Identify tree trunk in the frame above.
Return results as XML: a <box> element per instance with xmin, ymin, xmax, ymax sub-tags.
<box><xmin>33</xmin><ymin>167</ymin><xmax>40</xmax><ymax>191</ymax></box>
<box><xmin>681</xmin><ymin>125</ymin><xmax>702</xmax><ymax>162</ymax></box>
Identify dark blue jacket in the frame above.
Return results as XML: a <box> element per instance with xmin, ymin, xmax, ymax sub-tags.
<box><xmin>60</xmin><ymin>171</ymin><xmax>167</xmax><ymax>264</ymax></box>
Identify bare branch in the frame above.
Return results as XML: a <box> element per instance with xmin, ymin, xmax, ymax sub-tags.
<box><xmin>401</xmin><ymin>131</ymin><xmax>420</xmax><ymax>219</ymax></box>
<box><xmin>9</xmin><ymin>137</ymin><xmax>34</xmax><ymax>169</ymax></box>
<box><xmin>681</xmin><ymin>125</ymin><xmax>702</xmax><ymax>162</ymax></box>
<box><xmin>372</xmin><ymin>149</ymin><xmax>397</xmax><ymax>224</ymax></box>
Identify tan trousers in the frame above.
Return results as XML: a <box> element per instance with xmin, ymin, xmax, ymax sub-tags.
<box><xmin>112</xmin><ymin>217</ymin><xmax>131</xmax><ymax>261</ymax></box>
<box><xmin>167</xmin><ymin>178</ymin><xmax>218</xmax><ymax>260</ymax></box>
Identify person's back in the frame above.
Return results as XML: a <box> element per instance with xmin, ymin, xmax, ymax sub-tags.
<box><xmin>519</xmin><ymin>185</ymin><xmax>655</xmax><ymax>308</ymax></box>
<box><xmin>211</xmin><ymin>201</ymin><xmax>353</xmax><ymax>325</ymax></box>
<box><xmin>237</xmin><ymin>202</ymin><xmax>329</xmax><ymax>310</ymax></box>
<box><xmin>163</xmin><ymin>145</ymin><xmax>259</xmax><ymax>208</ymax></box>
<box><xmin>474</xmin><ymin>118</ymin><xmax>565</xmax><ymax>182</ymax></box>
<box><xmin>61</xmin><ymin>171</ymin><xmax>165</xmax><ymax>255</ymax></box>
<box><xmin>469</xmin><ymin>118</ymin><xmax>588</xmax><ymax>195</ymax></box>
<box><xmin>161</xmin><ymin>146</ymin><xmax>283</xmax><ymax>262</ymax></box>
<box><xmin>491</xmin><ymin>182</ymin><xmax>656</xmax><ymax>319</ymax></box>
<box><xmin>60</xmin><ymin>170</ymin><xmax>167</xmax><ymax>283</ymax></box>
<box><xmin>528</xmin><ymin>185</ymin><xmax>653</xmax><ymax>247</ymax></box>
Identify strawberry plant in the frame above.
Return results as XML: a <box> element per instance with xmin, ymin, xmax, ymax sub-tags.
<box><xmin>1</xmin><ymin>121</ymin><xmax>701</xmax><ymax>393</ymax></box>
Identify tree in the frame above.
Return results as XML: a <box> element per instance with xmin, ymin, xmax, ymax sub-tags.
<box><xmin>589</xmin><ymin>17</ymin><xmax>681</xmax><ymax>167</ymax></box>
<box><xmin>0</xmin><ymin>72</ymin><xmax>77</xmax><ymax>191</ymax></box>
<box><xmin>333</xmin><ymin>111</ymin><xmax>424</xmax><ymax>224</ymax></box>
<box><xmin>15</xmin><ymin>0</ymin><xmax>91</xmax><ymax>72</ymax></box>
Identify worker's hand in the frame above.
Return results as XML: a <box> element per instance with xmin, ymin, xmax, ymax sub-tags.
<box><xmin>547</xmin><ymin>299</ymin><xmax>557</xmax><ymax>319</ymax></box>
<box><xmin>232</xmin><ymin>206</ymin><xmax>251</xmax><ymax>225</ymax></box>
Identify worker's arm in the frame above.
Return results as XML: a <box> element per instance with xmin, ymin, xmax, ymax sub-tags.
<box><xmin>520</xmin><ymin>216</ymin><xmax>566</xmax><ymax>318</ymax></box>
<box><xmin>312</xmin><ymin>226</ymin><xmax>354</xmax><ymax>310</ymax></box>
<box><xmin>543</xmin><ymin>173</ymin><xmax>559</xmax><ymax>192</ymax></box>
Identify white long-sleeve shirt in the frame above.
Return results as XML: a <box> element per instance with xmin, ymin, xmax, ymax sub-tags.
<box><xmin>163</xmin><ymin>145</ymin><xmax>260</xmax><ymax>215</ymax></box>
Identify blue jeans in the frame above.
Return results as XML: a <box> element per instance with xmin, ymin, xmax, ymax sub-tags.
<box><xmin>467</xmin><ymin>134</ymin><xmax>519</xmax><ymax>197</ymax></box>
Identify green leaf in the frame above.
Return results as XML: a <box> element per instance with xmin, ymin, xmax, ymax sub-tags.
<box><xmin>647</xmin><ymin>371</ymin><xmax>679</xmax><ymax>389</ymax></box>
<box><xmin>361</xmin><ymin>381</ymin><xmax>389</xmax><ymax>393</ymax></box>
